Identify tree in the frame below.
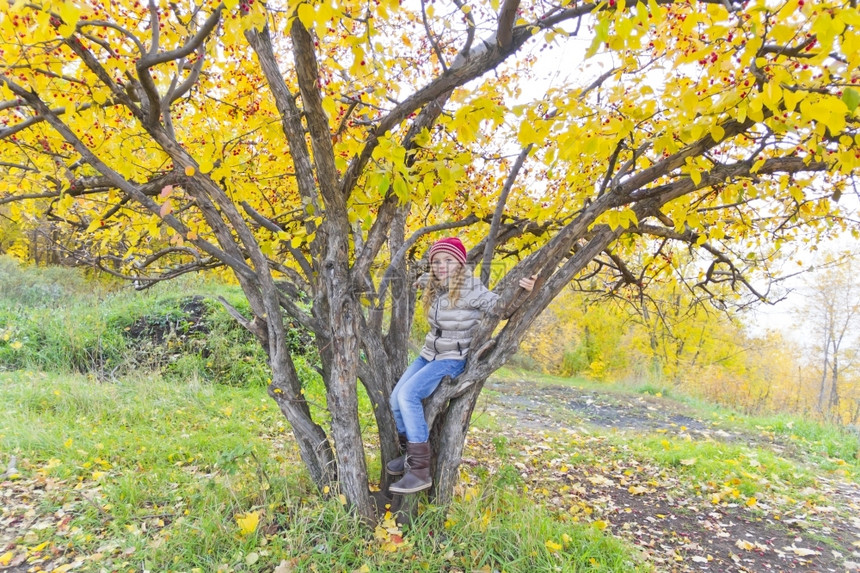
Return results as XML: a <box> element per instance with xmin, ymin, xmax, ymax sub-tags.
<box><xmin>797</xmin><ymin>252</ymin><xmax>860</xmax><ymax>423</ymax></box>
<box><xmin>1</xmin><ymin>0</ymin><xmax>857</xmax><ymax>521</ymax></box>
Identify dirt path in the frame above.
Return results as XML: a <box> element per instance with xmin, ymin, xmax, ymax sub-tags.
<box><xmin>474</xmin><ymin>377</ymin><xmax>860</xmax><ymax>573</ymax></box>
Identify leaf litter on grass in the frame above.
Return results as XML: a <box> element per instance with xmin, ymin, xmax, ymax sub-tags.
<box><xmin>473</xmin><ymin>377</ymin><xmax>860</xmax><ymax>572</ymax></box>
<box><xmin>3</xmin><ymin>373</ymin><xmax>859</xmax><ymax>572</ymax></box>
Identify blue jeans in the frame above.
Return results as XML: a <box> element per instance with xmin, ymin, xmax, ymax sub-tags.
<box><xmin>390</xmin><ymin>356</ymin><xmax>466</xmax><ymax>443</ymax></box>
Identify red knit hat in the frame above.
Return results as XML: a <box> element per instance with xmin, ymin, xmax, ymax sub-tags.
<box><xmin>428</xmin><ymin>237</ymin><xmax>467</xmax><ymax>265</ymax></box>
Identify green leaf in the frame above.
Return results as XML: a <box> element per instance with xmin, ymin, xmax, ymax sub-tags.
<box><xmin>842</xmin><ymin>88</ymin><xmax>860</xmax><ymax>112</ymax></box>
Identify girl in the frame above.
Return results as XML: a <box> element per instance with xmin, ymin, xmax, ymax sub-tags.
<box><xmin>388</xmin><ymin>237</ymin><xmax>536</xmax><ymax>494</ymax></box>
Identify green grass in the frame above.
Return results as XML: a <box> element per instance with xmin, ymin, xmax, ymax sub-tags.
<box><xmin>0</xmin><ymin>369</ymin><xmax>647</xmax><ymax>572</ymax></box>
<box><xmin>0</xmin><ymin>256</ymin><xmax>314</xmax><ymax>387</ymax></box>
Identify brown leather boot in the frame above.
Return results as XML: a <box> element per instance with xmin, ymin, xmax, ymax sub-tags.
<box><xmin>385</xmin><ymin>434</ymin><xmax>409</xmax><ymax>476</ymax></box>
<box><xmin>389</xmin><ymin>441</ymin><xmax>432</xmax><ymax>494</ymax></box>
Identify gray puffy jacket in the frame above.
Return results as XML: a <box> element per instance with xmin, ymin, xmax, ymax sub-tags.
<box><xmin>419</xmin><ymin>269</ymin><xmax>500</xmax><ymax>362</ymax></box>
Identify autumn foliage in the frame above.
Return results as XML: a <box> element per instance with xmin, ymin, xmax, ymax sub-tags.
<box><xmin>1</xmin><ymin>0</ymin><xmax>858</xmax><ymax>519</ymax></box>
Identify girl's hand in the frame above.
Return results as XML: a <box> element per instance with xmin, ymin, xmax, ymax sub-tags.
<box><xmin>519</xmin><ymin>275</ymin><xmax>537</xmax><ymax>292</ymax></box>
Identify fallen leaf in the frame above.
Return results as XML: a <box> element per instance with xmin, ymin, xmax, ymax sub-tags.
<box><xmin>783</xmin><ymin>544</ymin><xmax>820</xmax><ymax>557</ymax></box>
<box><xmin>735</xmin><ymin>540</ymin><xmax>755</xmax><ymax>551</ymax></box>
<box><xmin>273</xmin><ymin>559</ymin><xmax>297</xmax><ymax>573</ymax></box>
<box><xmin>235</xmin><ymin>511</ymin><xmax>260</xmax><ymax>536</ymax></box>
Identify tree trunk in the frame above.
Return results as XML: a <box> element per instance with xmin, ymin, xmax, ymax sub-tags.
<box><xmin>268</xmin><ymin>359</ymin><xmax>335</xmax><ymax>487</ymax></box>
<box><xmin>828</xmin><ymin>353</ymin><xmax>840</xmax><ymax>421</ymax></box>
<box><xmin>431</xmin><ymin>382</ymin><xmax>485</xmax><ymax>506</ymax></box>
<box><xmin>317</xmin><ymin>253</ymin><xmax>375</xmax><ymax>520</ymax></box>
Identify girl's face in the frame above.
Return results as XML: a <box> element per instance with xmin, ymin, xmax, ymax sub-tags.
<box><xmin>430</xmin><ymin>252</ymin><xmax>461</xmax><ymax>284</ymax></box>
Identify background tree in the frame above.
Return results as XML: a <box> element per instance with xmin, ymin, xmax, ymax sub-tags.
<box><xmin>1</xmin><ymin>0</ymin><xmax>857</xmax><ymax>521</ymax></box>
<box><xmin>796</xmin><ymin>252</ymin><xmax>860</xmax><ymax>423</ymax></box>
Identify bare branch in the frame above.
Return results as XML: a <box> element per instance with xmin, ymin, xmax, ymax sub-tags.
<box><xmin>421</xmin><ymin>0</ymin><xmax>448</xmax><ymax>71</ymax></box>
<box><xmin>481</xmin><ymin>144</ymin><xmax>532</xmax><ymax>285</ymax></box>
<box><xmin>240</xmin><ymin>200</ymin><xmax>315</xmax><ymax>282</ymax></box>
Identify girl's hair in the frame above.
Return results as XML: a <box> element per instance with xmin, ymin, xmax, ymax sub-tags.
<box><xmin>423</xmin><ymin>262</ymin><xmax>468</xmax><ymax>319</ymax></box>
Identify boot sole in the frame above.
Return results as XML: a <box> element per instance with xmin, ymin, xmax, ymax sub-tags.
<box><xmin>385</xmin><ymin>468</ymin><xmax>405</xmax><ymax>476</ymax></box>
<box><xmin>389</xmin><ymin>481</ymin><xmax>432</xmax><ymax>494</ymax></box>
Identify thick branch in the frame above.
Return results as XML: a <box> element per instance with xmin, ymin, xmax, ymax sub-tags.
<box><xmin>496</xmin><ymin>0</ymin><xmax>521</xmax><ymax>49</ymax></box>
<box><xmin>244</xmin><ymin>25</ymin><xmax>322</xmax><ymax>230</ymax></box>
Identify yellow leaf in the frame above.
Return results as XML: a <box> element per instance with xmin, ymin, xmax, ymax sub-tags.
<box><xmin>0</xmin><ymin>552</ymin><xmax>13</xmax><ymax>566</ymax></box>
<box><xmin>517</xmin><ymin>120</ymin><xmax>540</xmax><ymax>146</ymax></box>
<box><xmin>297</xmin><ymin>3</ymin><xmax>315</xmax><ymax>29</ymax></box>
<box><xmin>689</xmin><ymin>167</ymin><xmax>702</xmax><ymax>186</ymax></box>
<box><xmin>746</xmin><ymin>497</ymin><xmax>757</xmax><ymax>507</ymax></box>
<box><xmin>784</xmin><ymin>544</ymin><xmax>820</xmax><ymax>556</ymax></box>
<box><xmin>545</xmin><ymin>540</ymin><xmax>562</xmax><ymax>553</ymax></box>
<box><xmin>709</xmin><ymin>124</ymin><xmax>725</xmax><ymax>142</ymax></box>
<box><xmin>628</xmin><ymin>485</ymin><xmax>648</xmax><ymax>495</ymax></box>
<box><xmin>593</xmin><ymin>519</ymin><xmax>609</xmax><ymax>530</ymax></box>
<box><xmin>783</xmin><ymin>89</ymin><xmax>805</xmax><ymax>112</ymax></box>
<box><xmin>339</xmin><ymin>494</ymin><xmax>347</xmax><ymax>505</ymax></box>
<box><xmin>184</xmin><ymin>165</ymin><xmax>196</xmax><ymax>177</ymax></box>
<box><xmin>735</xmin><ymin>539</ymin><xmax>755</xmax><ymax>551</ymax></box>
<box><xmin>235</xmin><ymin>511</ymin><xmax>260</xmax><ymax>536</ymax></box>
